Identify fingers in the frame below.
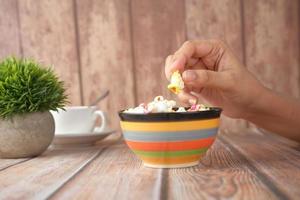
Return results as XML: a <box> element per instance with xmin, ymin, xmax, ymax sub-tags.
<box><xmin>165</xmin><ymin>55</ymin><xmax>186</xmax><ymax>80</ymax></box>
<box><xmin>182</xmin><ymin>69</ymin><xmax>229</xmax><ymax>90</ymax></box>
<box><xmin>186</xmin><ymin>57</ymin><xmax>199</xmax><ymax>67</ymax></box>
<box><xmin>165</xmin><ymin>55</ymin><xmax>173</xmax><ymax>69</ymax></box>
<box><xmin>165</xmin><ymin>41</ymin><xmax>200</xmax><ymax>80</ymax></box>
<box><xmin>165</xmin><ymin>39</ymin><xmax>226</xmax><ymax>80</ymax></box>
<box><xmin>165</xmin><ymin>55</ymin><xmax>173</xmax><ymax>80</ymax></box>
<box><xmin>177</xmin><ymin>90</ymin><xmax>198</xmax><ymax>106</ymax></box>
<box><xmin>175</xmin><ymin>40</ymin><xmax>215</xmax><ymax>59</ymax></box>
<box><xmin>190</xmin><ymin>59</ymin><xmax>206</xmax><ymax>69</ymax></box>
<box><xmin>165</xmin><ymin>56</ymin><xmax>206</xmax><ymax>79</ymax></box>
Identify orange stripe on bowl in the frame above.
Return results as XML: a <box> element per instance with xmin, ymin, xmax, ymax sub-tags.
<box><xmin>140</xmin><ymin>154</ymin><xmax>203</xmax><ymax>165</ymax></box>
<box><xmin>126</xmin><ymin>137</ymin><xmax>215</xmax><ymax>151</ymax></box>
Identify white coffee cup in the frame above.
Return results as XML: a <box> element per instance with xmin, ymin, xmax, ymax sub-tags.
<box><xmin>50</xmin><ymin>106</ymin><xmax>107</xmax><ymax>134</ymax></box>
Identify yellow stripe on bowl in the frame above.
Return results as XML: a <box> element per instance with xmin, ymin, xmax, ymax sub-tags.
<box><xmin>120</xmin><ymin>118</ymin><xmax>219</xmax><ymax>132</ymax></box>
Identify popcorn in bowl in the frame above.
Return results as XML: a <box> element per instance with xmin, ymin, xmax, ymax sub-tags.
<box><xmin>119</xmin><ymin>96</ymin><xmax>221</xmax><ymax>169</ymax></box>
<box><xmin>124</xmin><ymin>96</ymin><xmax>209</xmax><ymax>114</ymax></box>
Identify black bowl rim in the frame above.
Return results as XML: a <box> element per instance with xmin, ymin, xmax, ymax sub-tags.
<box><xmin>118</xmin><ymin>107</ymin><xmax>222</xmax><ymax>122</ymax></box>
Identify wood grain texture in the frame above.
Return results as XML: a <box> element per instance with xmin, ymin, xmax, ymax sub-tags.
<box><xmin>76</xmin><ymin>0</ymin><xmax>135</xmax><ymax>129</ymax></box>
<box><xmin>51</xmin><ymin>142</ymin><xmax>159</xmax><ymax>199</ymax></box>
<box><xmin>0</xmin><ymin>148</ymin><xmax>100</xmax><ymax>199</ymax></box>
<box><xmin>168</xmin><ymin>139</ymin><xmax>277</xmax><ymax>200</ymax></box>
<box><xmin>221</xmin><ymin>131</ymin><xmax>300</xmax><ymax>199</ymax></box>
<box><xmin>185</xmin><ymin>0</ymin><xmax>248</xmax><ymax>132</ymax></box>
<box><xmin>0</xmin><ymin>137</ymin><xmax>121</xmax><ymax>200</ymax></box>
<box><xmin>243</xmin><ymin>0</ymin><xmax>300</xmax><ymax>98</ymax></box>
<box><xmin>131</xmin><ymin>0</ymin><xmax>186</xmax><ymax>103</ymax></box>
<box><xmin>0</xmin><ymin>0</ymin><xmax>21</xmax><ymax>59</ymax></box>
<box><xmin>0</xmin><ymin>158</ymin><xmax>29</xmax><ymax>171</ymax></box>
<box><xmin>185</xmin><ymin>0</ymin><xmax>244</xmax><ymax>59</ymax></box>
<box><xmin>1</xmin><ymin>131</ymin><xmax>300</xmax><ymax>198</ymax></box>
<box><xmin>17</xmin><ymin>0</ymin><xmax>82</xmax><ymax>105</ymax></box>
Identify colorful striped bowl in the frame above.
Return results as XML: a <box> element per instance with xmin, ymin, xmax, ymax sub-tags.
<box><xmin>118</xmin><ymin>108</ymin><xmax>221</xmax><ymax>168</ymax></box>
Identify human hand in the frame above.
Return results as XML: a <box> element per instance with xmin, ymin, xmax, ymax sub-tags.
<box><xmin>165</xmin><ymin>40</ymin><xmax>266</xmax><ymax>118</ymax></box>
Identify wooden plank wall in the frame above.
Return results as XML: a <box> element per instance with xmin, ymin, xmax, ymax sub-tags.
<box><xmin>0</xmin><ymin>0</ymin><xmax>21</xmax><ymax>58</ymax></box>
<box><xmin>130</xmin><ymin>0</ymin><xmax>186</xmax><ymax>103</ymax></box>
<box><xmin>75</xmin><ymin>0</ymin><xmax>136</xmax><ymax>128</ymax></box>
<box><xmin>0</xmin><ymin>0</ymin><xmax>299</xmax><ymax>131</ymax></box>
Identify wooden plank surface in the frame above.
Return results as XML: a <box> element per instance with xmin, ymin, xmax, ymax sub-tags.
<box><xmin>221</xmin><ymin>131</ymin><xmax>300</xmax><ymax>199</ymax></box>
<box><xmin>0</xmin><ymin>136</ymin><xmax>119</xmax><ymax>200</ymax></box>
<box><xmin>185</xmin><ymin>0</ymin><xmax>248</xmax><ymax>132</ymax></box>
<box><xmin>76</xmin><ymin>0</ymin><xmax>135</xmax><ymax>129</ymax></box>
<box><xmin>17</xmin><ymin>0</ymin><xmax>82</xmax><ymax>105</ymax></box>
<box><xmin>131</xmin><ymin>0</ymin><xmax>186</xmax><ymax>104</ymax></box>
<box><xmin>0</xmin><ymin>0</ymin><xmax>21</xmax><ymax>59</ymax></box>
<box><xmin>52</xmin><ymin>135</ymin><xmax>285</xmax><ymax>200</ymax></box>
<box><xmin>0</xmin><ymin>131</ymin><xmax>300</xmax><ymax>199</ymax></box>
<box><xmin>243</xmin><ymin>0</ymin><xmax>300</xmax><ymax>98</ymax></box>
<box><xmin>51</xmin><ymin>142</ymin><xmax>160</xmax><ymax>199</ymax></box>
<box><xmin>167</xmin><ymin>139</ymin><xmax>277</xmax><ymax>200</ymax></box>
<box><xmin>0</xmin><ymin>148</ymin><xmax>100</xmax><ymax>199</ymax></box>
<box><xmin>0</xmin><ymin>158</ymin><xmax>29</xmax><ymax>171</ymax></box>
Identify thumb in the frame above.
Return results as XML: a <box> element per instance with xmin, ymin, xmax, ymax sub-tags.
<box><xmin>182</xmin><ymin>69</ymin><xmax>228</xmax><ymax>90</ymax></box>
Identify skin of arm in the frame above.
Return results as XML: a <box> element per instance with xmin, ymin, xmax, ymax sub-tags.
<box><xmin>165</xmin><ymin>40</ymin><xmax>300</xmax><ymax>142</ymax></box>
<box><xmin>245</xmin><ymin>87</ymin><xmax>300</xmax><ymax>141</ymax></box>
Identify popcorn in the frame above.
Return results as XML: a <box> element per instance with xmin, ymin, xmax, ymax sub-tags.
<box><xmin>176</xmin><ymin>107</ymin><xmax>187</xmax><ymax>112</ymax></box>
<box><xmin>168</xmin><ymin>71</ymin><xmax>184</xmax><ymax>94</ymax></box>
<box><xmin>124</xmin><ymin>96</ymin><xmax>210</xmax><ymax>114</ymax></box>
<box><xmin>188</xmin><ymin>104</ymin><xmax>209</xmax><ymax>112</ymax></box>
<box><xmin>199</xmin><ymin>105</ymin><xmax>210</xmax><ymax>111</ymax></box>
<box><xmin>154</xmin><ymin>96</ymin><xmax>164</xmax><ymax>102</ymax></box>
<box><xmin>147</xmin><ymin>96</ymin><xmax>175</xmax><ymax>113</ymax></box>
<box><xmin>124</xmin><ymin>106</ymin><xmax>147</xmax><ymax>114</ymax></box>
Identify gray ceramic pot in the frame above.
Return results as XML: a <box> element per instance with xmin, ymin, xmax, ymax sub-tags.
<box><xmin>0</xmin><ymin>111</ymin><xmax>55</xmax><ymax>158</ymax></box>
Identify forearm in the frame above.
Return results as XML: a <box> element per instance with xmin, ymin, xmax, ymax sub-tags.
<box><xmin>245</xmin><ymin>87</ymin><xmax>300</xmax><ymax>142</ymax></box>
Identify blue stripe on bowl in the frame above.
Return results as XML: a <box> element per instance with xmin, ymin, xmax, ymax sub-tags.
<box><xmin>123</xmin><ymin>128</ymin><xmax>219</xmax><ymax>142</ymax></box>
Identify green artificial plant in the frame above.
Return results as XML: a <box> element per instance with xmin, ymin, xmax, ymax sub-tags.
<box><xmin>0</xmin><ymin>57</ymin><xmax>68</xmax><ymax>118</ymax></box>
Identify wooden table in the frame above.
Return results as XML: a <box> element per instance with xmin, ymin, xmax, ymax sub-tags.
<box><xmin>0</xmin><ymin>129</ymin><xmax>299</xmax><ymax>200</ymax></box>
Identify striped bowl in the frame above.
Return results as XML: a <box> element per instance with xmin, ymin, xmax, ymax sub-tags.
<box><xmin>118</xmin><ymin>108</ymin><xmax>221</xmax><ymax>168</ymax></box>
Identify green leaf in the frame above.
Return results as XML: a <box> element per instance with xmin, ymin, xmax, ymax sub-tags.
<box><xmin>0</xmin><ymin>56</ymin><xmax>68</xmax><ymax>118</ymax></box>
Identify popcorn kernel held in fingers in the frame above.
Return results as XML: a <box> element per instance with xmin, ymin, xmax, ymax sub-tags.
<box><xmin>168</xmin><ymin>70</ymin><xmax>184</xmax><ymax>94</ymax></box>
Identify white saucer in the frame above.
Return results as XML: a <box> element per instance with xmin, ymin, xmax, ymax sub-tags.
<box><xmin>52</xmin><ymin>129</ymin><xmax>116</xmax><ymax>147</ymax></box>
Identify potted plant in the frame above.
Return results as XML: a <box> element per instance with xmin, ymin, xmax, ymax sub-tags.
<box><xmin>0</xmin><ymin>57</ymin><xmax>67</xmax><ymax>158</ymax></box>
